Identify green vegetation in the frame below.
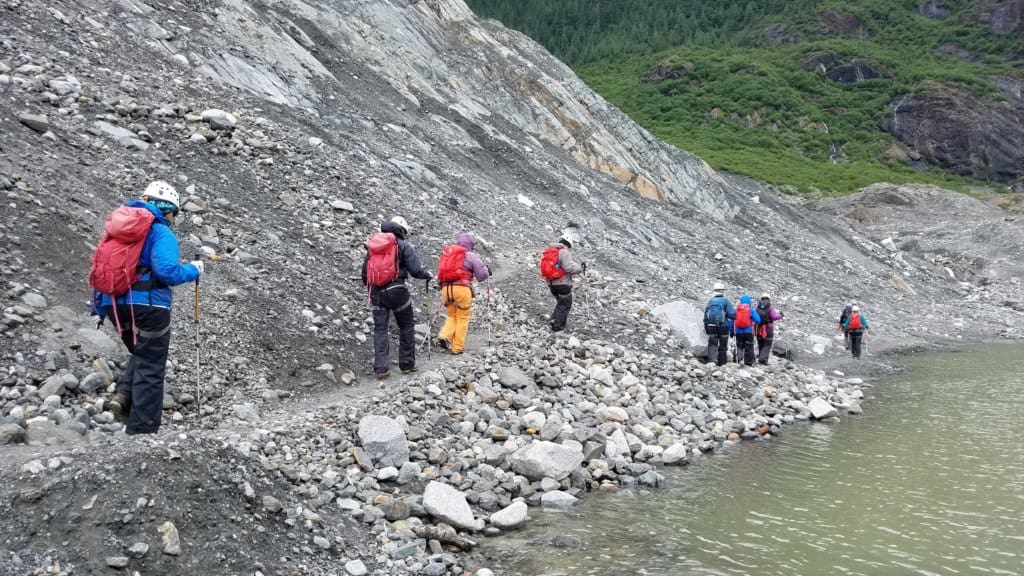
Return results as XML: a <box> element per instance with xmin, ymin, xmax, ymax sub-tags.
<box><xmin>466</xmin><ymin>0</ymin><xmax>1022</xmax><ymax>195</ymax></box>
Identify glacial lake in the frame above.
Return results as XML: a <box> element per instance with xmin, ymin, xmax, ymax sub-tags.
<box><xmin>494</xmin><ymin>344</ymin><xmax>1024</xmax><ymax>576</ymax></box>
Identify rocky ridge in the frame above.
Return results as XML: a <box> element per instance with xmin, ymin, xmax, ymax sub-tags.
<box><xmin>2</xmin><ymin>0</ymin><xmax>1024</xmax><ymax>574</ymax></box>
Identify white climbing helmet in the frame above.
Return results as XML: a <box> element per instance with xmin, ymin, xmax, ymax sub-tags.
<box><xmin>142</xmin><ymin>180</ymin><xmax>180</xmax><ymax>210</ymax></box>
<box><xmin>712</xmin><ymin>282</ymin><xmax>725</xmax><ymax>293</ymax></box>
<box><xmin>389</xmin><ymin>215</ymin><xmax>410</xmax><ymax>236</ymax></box>
<box><xmin>761</xmin><ymin>292</ymin><xmax>771</xmax><ymax>299</ymax></box>
<box><xmin>851</xmin><ymin>305</ymin><xmax>861</xmax><ymax>312</ymax></box>
<box><xmin>559</xmin><ymin>228</ymin><xmax>580</xmax><ymax>248</ymax></box>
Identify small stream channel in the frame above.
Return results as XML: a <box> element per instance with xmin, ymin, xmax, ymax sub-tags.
<box><xmin>493</xmin><ymin>344</ymin><xmax>1024</xmax><ymax>576</ymax></box>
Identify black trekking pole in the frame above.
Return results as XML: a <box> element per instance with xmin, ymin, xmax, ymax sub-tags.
<box><xmin>485</xmin><ymin>278</ymin><xmax>492</xmax><ymax>346</ymax></box>
<box><xmin>193</xmin><ymin>253</ymin><xmax>201</xmax><ymax>415</ymax></box>
<box><xmin>424</xmin><ymin>278</ymin><xmax>432</xmax><ymax>360</ymax></box>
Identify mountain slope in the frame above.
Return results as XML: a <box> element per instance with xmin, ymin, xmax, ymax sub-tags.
<box><xmin>2</xmin><ymin>0</ymin><xmax>1024</xmax><ymax>574</ymax></box>
<box><xmin>467</xmin><ymin>0</ymin><xmax>1024</xmax><ymax>194</ymax></box>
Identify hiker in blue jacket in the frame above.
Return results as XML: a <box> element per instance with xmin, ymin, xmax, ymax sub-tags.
<box><xmin>703</xmin><ymin>283</ymin><xmax>736</xmax><ymax>366</ymax></box>
<box><xmin>730</xmin><ymin>294</ymin><xmax>762</xmax><ymax>366</ymax></box>
<box><xmin>93</xmin><ymin>181</ymin><xmax>203</xmax><ymax>435</ymax></box>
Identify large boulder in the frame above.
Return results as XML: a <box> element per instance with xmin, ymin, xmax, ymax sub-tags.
<box><xmin>357</xmin><ymin>415</ymin><xmax>409</xmax><ymax>468</ymax></box>
<box><xmin>422</xmin><ymin>481</ymin><xmax>483</xmax><ymax>531</ymax></box>
<box><xmin>881</xmin><ymin>85</ymin><xmax>1024</xmax><ymax>183</ymax></box>
<box><xmin>508</xmin><ymin>441</ymin><xmax>582</xmax><ymax>481</ymax></box>
<box><xmin>651</xmin><ymin>300</ymin><xmax>705</xmax><ymax>347</ymax></box>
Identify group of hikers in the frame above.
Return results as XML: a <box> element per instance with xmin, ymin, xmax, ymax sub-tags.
<box><xmin>360</xmin><ymin>216</ymin><xmax>587</xmax><ymax>380</ymax></box>
<box><xmin>702</xmin><ymin>285</ymin><xmax>871</xmax><ymax>366</ymax></box>
<box><xmin>88</xmin><ymin>183</ymin><xmax>869</xmax><ymax>435</ymax></box>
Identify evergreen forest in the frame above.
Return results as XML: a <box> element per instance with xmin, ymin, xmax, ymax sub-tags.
<box><xmin>466</xmin><ymin>0</ymin><xmax>1024</xmax><ymax>195</ymax></box>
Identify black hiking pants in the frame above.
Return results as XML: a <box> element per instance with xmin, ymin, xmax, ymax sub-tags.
<box><xmin>106</xmin><ymin>304</ymin><xmax>171</xmax><ymax>435</ymax></box>
<box><xmin>849</xmin><ymin>330</ymin><xmax>864</xmax><ymax>358</ymax></box>
<box><xmin>371</xmin><ymin>284</ymin><xmax>416</xmax><ymax>375</ymax></box>
<box><xmin>757</xmin><ymin>325</ymin><xmax>775</xmax><ymax>364</ymax></box>
<box><xmin>736</xmin><ymin>332</ymin><xmax>756</xmax><ymax>366</ymax></box>
<box><xmin>549</xmin><ymin>284</ymin><xmax>573</xmax><ymax>331</ymax></box>
<box><xmin>705</xmin><ymin>324</ymin><xmax>730</xmax><ymax>366</ymax></box>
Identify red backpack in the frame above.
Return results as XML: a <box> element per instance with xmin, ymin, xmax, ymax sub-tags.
<box><xmin>89</xmin><ymin>206</ymin><xmax>156</xmax><ymax>298</ymax></box>
<box><xmin>734</xmin><ymin>303</ymin><xmax>753</xmax><ymax>329</ymax></box>
<box><xmin>539</xmin><ymin>246</ymin><xmax>565</xmax><ymax>280</ymax></box>
<box><xmin>437</xmin><ymin>244</ymin><xmax>470</xmax><ymax>283</ymax></box>
<box><xmin>366</xmin><ymin>232</ymin><xmax>400</xmax><ymax>287</ymax></box>
<box><xmin>847</xmin><ymin>312</ymin><xmax>864</xmax><ymax>330</ymax></box>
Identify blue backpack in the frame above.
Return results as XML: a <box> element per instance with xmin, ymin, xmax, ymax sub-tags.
<box><xmin>704</xmin><ymin>297</ymin><xmax>726</xmax><ymax>326</ymax></box>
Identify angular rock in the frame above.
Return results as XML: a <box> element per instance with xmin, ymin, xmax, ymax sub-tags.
<box><xmin>19</xmin><ymin>113</ymin><xmax>49</xmax><ymax>133</ymax></box>
<box><xmin>540</xmin><ymin>490</ymin><xmax>578</xmax><ymax>510</ymax></box>
<box><xmin>158</xmin><ymin>521</ymin><xmax>181</xmax><ymax>555</ymax></box>
<box><xmin>489</xmin><ymin>501</ymin><xmax>529</xmax><ymax>529</ymax></box>
<box><xmin>357</xmin><ymin>414</ymin><xmax>409</xmax><ymax>468</ymax></box>
<box><xmin>422</xmin><ymin>481</ymin><xmax>483</xmax><ymax>531</ymax></box>
<box><xmin>508</xmin><ymin>441</ymin><xmax>583</xmax><ymax>481</ymax></box>
<box><xmin>808</xmin><ymin>397</ymin><xmax>839</xmax><ymax>420</ymax></box>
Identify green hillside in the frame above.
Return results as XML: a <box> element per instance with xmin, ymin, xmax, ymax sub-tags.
<box><xmin>466</xmin><ymin>0</ymin><xmax>1023</xmax><ymax>195</ymax></box>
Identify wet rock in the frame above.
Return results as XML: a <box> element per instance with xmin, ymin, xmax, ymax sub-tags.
<box><xmin>540</xmin><ymin>490</ymin><xmax>578</xmax><ymax>510</ymax></box>
<box><xmin>808</xmin><ymin>398</ymin><xmax>839</xmax><ymax>420</ymax></box>
<box><xmin>489</xmin><ymin>500</ymin><xmax>529</xmax><ymax>529</ymax></box>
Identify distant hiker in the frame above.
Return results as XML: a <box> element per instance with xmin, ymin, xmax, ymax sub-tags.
<box><xmin>842</xmin><ymin>305</ymin><xmax>870</xmax><ymax>359</ymax></box>
<box><xmin>89</xmin><ymin>181</ymin><xmax>203</xmax><ymax>435</ymax></box>
<box><xmin>362</xmin><ymin>216</ymin><xmax>432</xmax><ymax>379</ymax></box>
<box><xmin>703</xmin><ymin>283</ymin><xmax>736</xmax><ymax>366</ymax></box>
<box><xmin>755</xmin><ymin>293</ymin><xmax>784</xmax><ymax>365</ymax></box>
<box><xmin>731</xmin><ymin>294</ymin><xmax>762</xmax><ymax>366</ymax></box>
<box><xmin>838</xmin><ymin>302</ymin><xmax>855</xmax><ymax>349</ymax></box>
<box><xmin>435</xmin><ymin>232</ymin><xmax>491</xmax><ymax>354</ymax></box>
<box><xmin>540</xmin><ymin>234</ymin><xmax>585</xmax><ymax>332</ymax></box>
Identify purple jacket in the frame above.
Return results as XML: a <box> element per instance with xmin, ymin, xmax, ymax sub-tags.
<box><xmin>756</xmin><ymin>302</ymin><xmax>784</xmax><ymax>325</ymax></box>
<box><xmin>447</xmin><ymin>233</ymin><xmax>490</xmax><ymax>294</ymax></box>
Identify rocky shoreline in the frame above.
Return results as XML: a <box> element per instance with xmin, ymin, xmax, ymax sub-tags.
<box><xmin>2</xmin><ymin>287</ymin><xmax>876</xmax><ymax>576</ymax></box>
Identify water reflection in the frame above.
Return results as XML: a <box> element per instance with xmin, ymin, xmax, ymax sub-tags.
<box><xmin>494</xmin><ymin>345</ymin><xmax>1024</xmax><ymax>576</ymax></box>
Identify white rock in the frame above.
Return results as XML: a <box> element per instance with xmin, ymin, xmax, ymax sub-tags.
<box><xmin>422</xmin><ymin>481</ymin><xmax>483</xmax><ymax>531</ymax></box>
<box><xmin>489</xmin><ymin>501</ymin><xmax>529</xmax><ymax>529</ymax></box>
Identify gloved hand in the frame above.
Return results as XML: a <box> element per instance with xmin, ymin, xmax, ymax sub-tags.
<box><xmin>486</xmin><ymin>265</ymin><xmax>493</xmax><ymax>276</ymax></box>
<box><xmin>91</xmin><ymin>315</ymin><xmax>104</xmax><ymax>329</ymax></box>
<box><xmin>191</xmin><ymin>260</ymin><xmax>205</xmax><ymax>275</ymax></box>
<box><xmin>581</xmin><ymin>262</ymin><xmax>588</xmax><ymax>274</ymax></box>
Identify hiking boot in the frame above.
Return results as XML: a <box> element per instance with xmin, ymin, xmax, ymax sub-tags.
<box><xmin>434</xmin><ymin>338</ymin><xmax>450</xmax><ymax>350</ymax></box>
<box><xmin>400</xmin><ymin>366</ymin><xmax>418</xmax><ymax>374</ymax></box>
<box><xmin>110</xmin><ymin>392</ymin><xmax>131</xmax><ymax>422</ymax></box>
<box><xmin>376</xmin><ymin>372</ymin><xmax>391</xmax><ymax>380</ymax></box>
<box><xmin>450</xmin><ymin>350</ymin><xmax>464</xmax><ymax>355</ymax></box>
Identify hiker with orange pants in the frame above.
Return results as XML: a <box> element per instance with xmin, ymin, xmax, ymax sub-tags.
<box><xmin>842</xmin><ymin>305</ymin><xmax>870</xmax><ymax>358</ymax></box>
<box><xmin>435</xmin><ymin>233</ymin><xmax>491</xmax><ymax>354</ymax></box>
<box><xmin>730</xmin><ymin>294</ymin><xmax>762</xmax><ymax>366</ymax></box>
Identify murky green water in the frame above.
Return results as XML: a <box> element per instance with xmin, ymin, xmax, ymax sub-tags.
<box><xmin>497</xmin><ymin>345</ymin><xmax>1024</xmax><ymax>576</ymax></box>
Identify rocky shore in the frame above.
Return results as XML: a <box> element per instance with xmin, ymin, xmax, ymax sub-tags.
<box><xmin>2</xmin><ymin>287</ymin><xmax>870</xmax><ymax>576</ymax></box>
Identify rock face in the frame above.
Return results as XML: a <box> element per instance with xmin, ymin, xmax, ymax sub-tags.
<box><xmin>919</xmin><ymin>0</ymin><xmax>951</xmax><ymax>19</ymax></box>
<box><xmin>641</xmin><ymin>64</ymin><xmax>683</xmax><ymax>84</ymax></box>
<box><xmin>357</xmin><ymin>415</ymin><xmax>409</xmax><ymax>468</ymax></box>
<box><xmin>508</xmin><ymin>441</ymin><xmax>583</xmax><ymax>481</ymax></box>
<box><xmin>974</xmin><ymin>0</ymin><xmax>1024</xmax><ymax>34</ymax></box>
<box><xmin>882</xmin><ymin>85</ymin><xmax>1024</xmax><ymax>183</ymax></box>
<box><xmin>803</xmin><ymin>54</ymin><xmax>888</xmax><ymax>84</ymax></box>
